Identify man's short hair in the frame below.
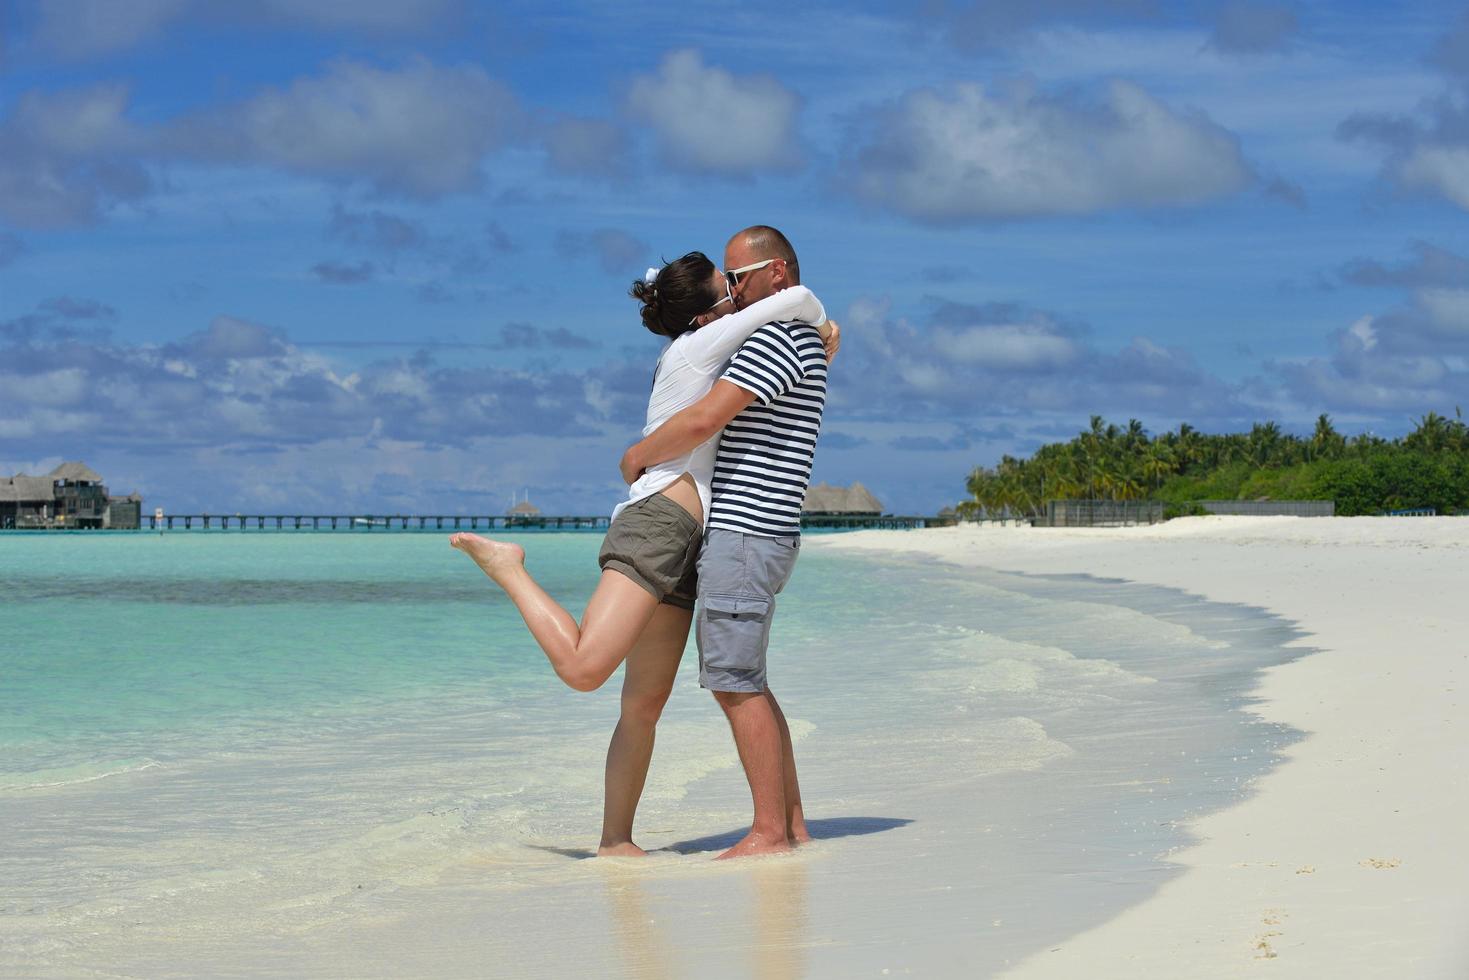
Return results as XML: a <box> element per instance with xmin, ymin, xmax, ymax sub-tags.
<box><xmin>734</xmin><ymin>225</ymin><xmax>799</xmax><ymax>284</ymax></box>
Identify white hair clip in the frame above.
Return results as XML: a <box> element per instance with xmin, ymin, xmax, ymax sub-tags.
<box><xmin>644</xmin><ymin>266</ymin><xmax>660</xmax><ymax>285</ymax></box>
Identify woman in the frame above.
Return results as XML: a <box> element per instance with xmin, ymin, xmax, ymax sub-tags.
<box><xmin>450</xmin><ymin>251</ymin><xmax>835</xmax><ymax>855</ymax></box>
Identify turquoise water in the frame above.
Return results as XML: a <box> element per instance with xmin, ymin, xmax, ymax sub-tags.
<box><xmin>0</xmin><ymin>532</ymin><xmax>1305</xmax><ymax>976</ymax></box>
<box><xmin>3</xmin><ymin>534</ymin><xmax>587</xmax><ymax>780</ymax></box>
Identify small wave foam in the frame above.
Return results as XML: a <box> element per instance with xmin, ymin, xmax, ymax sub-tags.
<box><xmin>0</xmin><ymin>757</ymin><xmax>163</xmax><ymax>792</ymax></box>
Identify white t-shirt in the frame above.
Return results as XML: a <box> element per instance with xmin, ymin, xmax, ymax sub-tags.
<box><xmin>612</xmin><ymin>285</ymin><xmax>827</xmax><ymax>525</ymax></box>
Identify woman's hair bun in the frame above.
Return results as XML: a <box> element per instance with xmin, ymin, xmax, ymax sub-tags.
<box><xmin>630</xmin><ymin>278</ymin><xmax>663</xmax><ymax>334</ymax></box>
<box><xmin>629</xmin><ymin>251</ymin><xmax>715</xmax><ymax>340</ymax></box>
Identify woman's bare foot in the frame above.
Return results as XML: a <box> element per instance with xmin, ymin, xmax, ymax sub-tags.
<box><xmin>449</xmin><ymin>533</ymin><xmax>526</xmax><ymax>584</ymax></box>
<box><xmin>715</xmin><ymin>830</ymin><xmax>793</xmax><ymax>861</ymax></box>
<box><xmin>597</xmin><ymin>841</ymin><xmax>648</xmax><ymax>858</ymax></box>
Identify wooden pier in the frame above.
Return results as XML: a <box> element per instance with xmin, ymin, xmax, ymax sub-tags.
<box><xmin>143</xmin><ymin>514</ymin><xmax>613</xmax><ymax>531</ymax></box>
<box><xmin>124</xmin><ymin>513</ymin><xmax>957</xmax><ymax>532</ymax></box>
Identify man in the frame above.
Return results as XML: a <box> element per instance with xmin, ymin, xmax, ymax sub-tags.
<box><xmin>620</xmin><ymin>225</ymin><xmax>829</xmax><ymax>859</ymax></box>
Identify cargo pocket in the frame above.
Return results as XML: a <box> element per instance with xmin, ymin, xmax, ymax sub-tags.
<box><xmin>698</xmin><ymin>593</ymin><xmax>771</xmax><ymax>671</ymax></box>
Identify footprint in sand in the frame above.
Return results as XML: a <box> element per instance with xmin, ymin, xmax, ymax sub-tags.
<box><xmin>1254</xmin><ymin>909</ymin><xmax>1288</xmax><ymax>959</ymax></box>
<box><xmin>1360</xmin><ymin>857</ymin><xmax>1401</xmax><ymax>869</ymax></box>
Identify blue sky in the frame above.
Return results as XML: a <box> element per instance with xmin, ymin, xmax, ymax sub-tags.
<box><xmin>3</xmin><ymin>0</ymin><xmax>1468</xmax><ymax>514</ymax></box>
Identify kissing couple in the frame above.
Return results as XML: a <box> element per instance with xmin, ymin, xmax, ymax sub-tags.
<box><xmin>452</xmin><ymin>224</ymin><xmax>838</xmax><ymax>859</ymax></box>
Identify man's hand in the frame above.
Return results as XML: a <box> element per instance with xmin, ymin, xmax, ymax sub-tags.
<box><xmin>620</xmin><ymin>445</ymin><xmax>644</xmax><ymax>485</ymax></box>
<box><xmin>817</xmin><ymin>319</ymin><xmax>841</xmax><ymax>363</ymax></box>
<box><xmin>618</xmin><ymin>381</ymin><xmax>756</xmax><ymax>487</ymax></box>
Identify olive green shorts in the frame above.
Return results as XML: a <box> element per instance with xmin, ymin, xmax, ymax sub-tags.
<box><xmin>598</xmin><ymin>493</ymin><xmax>701</xmax><ymax>610</ymax></box>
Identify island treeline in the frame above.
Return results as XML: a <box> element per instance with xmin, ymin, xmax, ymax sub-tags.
<box><xmin>959</xmin><ymin>412</ymin><xmax>1469</xmax><ymax>518</ymax></box>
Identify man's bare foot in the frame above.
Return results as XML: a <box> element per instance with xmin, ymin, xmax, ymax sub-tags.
<box><xmin>715</xmin><ymin>830</ymin><xmax>792</xmax><ymax>860</ymax></box>
<box><xmin>449</xmin><ymin>533</ymin><xmax>525</xmax><ymax>584</ymax></box>
<box><xmin>790</xmin><ymin>824</ymin><xmax>812</xmax><ymax>846</ymax></box>
<box><xmin>597</xmin><ymin>841</ymin><xmax>648</xmax><ymax>858</ymax></box>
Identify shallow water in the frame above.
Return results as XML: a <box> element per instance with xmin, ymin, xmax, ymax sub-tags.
<box><xmin>0</xmin><ymin>532</ymin><xmax>1307</xmax><ymax>976</ymax></box>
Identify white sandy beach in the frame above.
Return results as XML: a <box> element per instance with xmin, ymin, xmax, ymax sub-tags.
<box><xmin>818</xmin><ymin>516</ymin><xmax>1468</xmax><ymax>978</ymax></box>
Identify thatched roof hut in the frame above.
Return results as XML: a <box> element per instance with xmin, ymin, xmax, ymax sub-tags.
<box><xmin>802</xmin><ymin>481</ymin><xmax>883</xmax><ymax>515</ymax></box>
<box><xmin>0</xmin><ymin>474</ymin><xmax>56</xmax><ymax>502</ymax></box>
<box><xmin>508</xmin><ymin>499</ymin><xmax>541</xmax><ymax>516</ymax></box>
<box><xmin>48</xmin><ymin>461</ymin><xmax>103</xmax><ymax>483</ymax></box>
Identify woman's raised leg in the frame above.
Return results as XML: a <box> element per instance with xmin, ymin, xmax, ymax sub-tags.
<box><xmin>599</xmin><ymin>601</ymin><xmax>693</xmax><ymax>856</ymax></box>
<box><xmin>450</xmin><ymin>533</ymin><xmax>660</xmax><ymax>692</ymax></box>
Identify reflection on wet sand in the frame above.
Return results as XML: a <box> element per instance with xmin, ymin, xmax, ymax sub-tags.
<box><xmin>752</xmin><ymin>858</ymin><xmax>810</xmax><ymax>980</ymax></box>
<box><xmin>605</xmin><ymin>864</ymin><xmax>678</xmax><ymax>980</ymax></box>
<box><xmin>603</xmin><ymin>856</ymin><xmax>811</xmax><ymax>980</ymax></box>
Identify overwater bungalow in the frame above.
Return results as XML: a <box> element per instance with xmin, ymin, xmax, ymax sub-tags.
<box><xmin>507</xmin><ymin>497</ymin><xmax>544</xmax><ymax>528</ymax></box>
<box><xmin>0</xmin><ymin>462</ymin><xmax>142</xmax><ymax>529</ymax></box>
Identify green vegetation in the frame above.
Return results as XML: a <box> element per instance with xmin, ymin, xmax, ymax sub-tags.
<box><xmin>958</xmin><ymin>412</ymin><xmax>1469</xmax><ymax>519</ymax></box>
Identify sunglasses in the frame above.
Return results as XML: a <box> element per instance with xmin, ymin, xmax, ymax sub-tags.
<box><xmin>724</xmin><ymin>258</ymin><xmax>776</xmax><ymax>288</ymax></box>
<box><xmin>690</xmin><ymin>280</ymin><xmax>735</xmax><ymax>326</ymax></box>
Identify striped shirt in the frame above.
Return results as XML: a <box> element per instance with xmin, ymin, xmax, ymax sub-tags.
<box><xmin>708</xmin><ymin>319</ymin><xmax>828</xmax><ymax>537</ymax></box>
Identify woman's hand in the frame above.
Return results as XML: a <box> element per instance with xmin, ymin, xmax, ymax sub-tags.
<box><xmin>619</xmin><ymin>446</ymin><xmax>645</xmax><ymax>485</ymax></box>
<box><xmin>816</xmin><ymin>319</ymin><xmax>841</xmax><ymax>363</ymax></box>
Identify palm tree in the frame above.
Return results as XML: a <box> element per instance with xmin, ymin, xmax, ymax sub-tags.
<box><xmin>1125</xmin><ymin>418</ymin><xmax>1148</xmax><ymax>453</ymax></box>
<box><xmin>1310</xmin><ymin>413</ymin><xmax>1344</xmax><ymax>461</ymax></box>
<box><xmin>1047</xmin><ymin>454</ymin><xmax>1083</xmax><ymax>499</ymax></box>
<box><xmin>1142</xmin><ymin>441</ymin><xmax>1175</xmax><ymax>492</ymax></box>
<box><xmin>1406</xmin><ymin>411</ymin><xmax>1450</xmax><ymax>453</ymax></box>
<box><xmin>1247</xmin><ymin>422</ymin><xmax>1284</xmax><ymax>467</ymax></box>
<box><xmin>1173</xmin><ymin>422</ymin><xmax>1203</xmax><ymax>471</ymax></box>
<box><xmin>1093</xmin><ymin>455</ymin><xmax>1124</xmax><ymax>501</ymax></box>
<box><xmin>965</xmin><ymin>466</ymin><xmax>1000</xmax><ymax>516</ymax></box>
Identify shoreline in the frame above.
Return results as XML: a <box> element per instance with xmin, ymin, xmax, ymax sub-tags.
<box><xmin>811</xmin><ymin>516</ymin><xmax>1468</xmax><ymax>977</ymax></box>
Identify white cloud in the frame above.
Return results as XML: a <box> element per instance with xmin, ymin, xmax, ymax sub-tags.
<box><xmin>846</xmin><ymin>79</ymin><xmax>1255</xmax><ymax>222</ymax></box>
<box><xmin>168</xmin><ymin>57</ymin><xmax>522</xmax><ymax>197</ymax></box>
<box><xmin>1273</xmin><ymin>358</ymin><xmax>1455</xmax><ymax>411</ymax></box>
<box><xmin>1418</xmin><ymin>288</ymin><xmax>1469</xmax><ymax>334</ymax></box>
<box><xmin>0</xmin><ymin>368</ymin><xmax>89</xmax><ymax>405</ymax></box>
<box><xmin>1339</xmin><ymin>71</ymin><xmax>1469</xmax><ymax>213</ymax></box>
<box><xmin>1</xmin><ymin>57</ymin><xmax>528</xmax><ymax>224</ymax></box>
<box><xmin>1268</xmin><ymin>276</ymin><xmax>1469</xmax><ymax>413</ymax></box>
<box><xmin>932</xmin><ymin>324</ymin><xmax>1080</xmax><ymax>370</ymax></box>
<box><xmin>1346</xmin><ymin>315</ymin><xmax>1377</xmax><ymax>350</ymax></box>
<box><xmin>0</xmin><ymin>309</ymin><xmax>649</xmax><ymax>462</ymax></box>
<box><xmin>625</xmin><ymin>49</ymin><xmax>801</xmax><ymax>177</ymax></box>
<box><xmin>30</xmin><ymin>0</ymin><xmax>191</xmax><ymax>59</ymax></box>
<box><xmin>0</xmin><ymin>83</ymin><xmax>151</xmax><ymax>227</ymax></box>
<box><xmin>1397</xmin><ymin>143</ymin><xmax>1469</xmax><ymax>209</ymax></box>
<box><xmin>836</xmin><ymin>297</ymin><xmax>1247</xmax><ymax>421</ymax></box>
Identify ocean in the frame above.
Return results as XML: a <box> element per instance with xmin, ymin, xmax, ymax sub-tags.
<box><xmin>0</xmin><ymin>531</ymin><xmax>1305</xmax><ymax>977</ymax></box>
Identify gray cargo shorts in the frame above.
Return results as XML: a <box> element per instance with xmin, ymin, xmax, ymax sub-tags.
<box><xmin>695</xmin><ymin>528</ymin><xmax>801</xmax><ymax>693</ymax></box>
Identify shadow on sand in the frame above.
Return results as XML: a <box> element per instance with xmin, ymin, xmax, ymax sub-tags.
<box><xmin>666</xmin><ymin>816</ymin><xmax>912</xmax><ymax>854</ymax></box>
<box><xmin>524</xmin><ymin>816</ymin><xmax>912</xmax><ymax>861</ymax></box>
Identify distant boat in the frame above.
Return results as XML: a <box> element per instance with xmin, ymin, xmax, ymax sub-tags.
<box><xmin>352</xmin><ymin>517</ymin><xmax>388</xmax><ymax>527</ymax></box>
